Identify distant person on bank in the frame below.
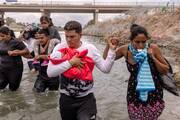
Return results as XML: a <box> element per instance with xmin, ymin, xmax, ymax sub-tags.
<box><xmin>47</xmin><ymin>21</ymin><xmax>116</xmax><ymax>120</ymax></box>
<box><xmin>0</xmin><ymin>26</ymin><xmax>30</xmax><ymax>91</ymax></box>
<box><xmin>103</xmin><ymin>24</ymin><xmax>169</xmax><ymax>120</ymax></box>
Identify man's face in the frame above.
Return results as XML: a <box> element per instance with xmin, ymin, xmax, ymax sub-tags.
<box><xmin>37</xmin><ymin>34</ymin><xmax>49</xmax><ymax>45</ymax></box>
<box><xmin>0</xmin><ymin>33</ymin><xmax>10</xmax><ymax>41</ymax></box>
<box><xmin>65</xmin><ymin>30</ymin><xmax>82</xmax><ymax>48</ymax></box>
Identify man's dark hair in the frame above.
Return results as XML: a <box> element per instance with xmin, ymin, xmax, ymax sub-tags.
<box><xmin>64</xmin><ymin>21</ymin><xmax>82</xmax><ymax>33</ymax></box>
<box><xmin>38</xmin><ymin>29</ymin><xmax>50</xmax><ymax>36</ymax></box>
<box><xmin>49</xmin><ymin>18</ymin><xmax>54</xmax><ymax>26</ymax></box>
<box><xmin>0</xmin><ymin>26</ymin><xmax>10</xmax><ymax>35</ymax></box>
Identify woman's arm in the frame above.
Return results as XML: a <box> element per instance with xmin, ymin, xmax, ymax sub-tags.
<box><xmin>115</xmin><ymin>46</ymin><xmax>126</xmax><ymax>60</ymax></box>
<box><xmin>149</xmin><ymin>44</ymin><xmax>169</xmax><ymax>74</ymax></box>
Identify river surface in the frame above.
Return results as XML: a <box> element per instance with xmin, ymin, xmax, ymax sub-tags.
<box><xmin>0</xmin><ymin>33</ymin><xmax>180</xmax><ymax>120</ymax></box>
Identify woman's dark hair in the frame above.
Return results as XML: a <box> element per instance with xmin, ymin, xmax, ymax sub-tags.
<box><xmin>40</xmin><ymin>16</ymin><xmax>50</xmax><ymax>23</ymax></box>
<box><xmin>38</xmin><ymin>29</ymin><xmax>50</xmax><ymax>36</ymax></box>
<box><xmin>64</xmin><ymin>21</ymin><xmax>82</xmax><ymax>33</ymax></box>
<box><xmin>129</xmin><ymin>25</ymin><xmax>149</xmax><ymax>41</ymax></box>
<box><xmin>130</xmin><ymin>24</ymin><xmax>139</xmax><ymax>33</ymax></box>
<box><xmin>49</xmin><ymin>18</ymin><xmax>54</xmax><ymax>26</ymax></box>
<box><xmin>0</xmin><ymin>26</ymin><xmax>10</xmax><ymax>35</ymax></box>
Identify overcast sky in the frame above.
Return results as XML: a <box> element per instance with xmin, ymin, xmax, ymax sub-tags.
<box><xmin>0</xmin><ymin>0</ymin><xmax>174</xmax><ymax>27</ymax></box>
<box><xmin>0</xmin><ymin>0</ymin><xmax>171</xmax><ymax>4</ymax></box>
<box><xmin>0</xmin><ymin>0</ymin><xmax>170</xmax><ymax>2</ymax></box>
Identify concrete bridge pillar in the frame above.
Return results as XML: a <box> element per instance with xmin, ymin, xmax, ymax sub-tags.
<box><xmin>41</xmin><ymin>9</ymin><xmax>51</xmax><ymax>17</ymax></box>
<box><xmin>0</xmin><ymin>11</ymin><xmax>4</xmax><ymax>19</ymax></box>
<box><xmin>0</xmin><ymin>11</ymin><xmax>4</xmax><ymax>27</ymax></box>
<box><xmin>93</xmin><ymin>9</ymin><xmax>99</xmax><ymax>24</ymax></box>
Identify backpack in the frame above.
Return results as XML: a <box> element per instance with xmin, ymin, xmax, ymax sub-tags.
<box><xmin>160</xmin><ymin>58</ymin><xmax>179</xmax><ymax>96</ymax></box>
<box><xmin>148</xmin><ymin>43</ymin><xmax>179</xmax><ymax>96</ymax></box>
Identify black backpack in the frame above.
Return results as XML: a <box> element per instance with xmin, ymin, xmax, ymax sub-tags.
<box><xmin>160</xmin><ymin>58</ymin><xmax>179</xmax><ymax>96</ymax></box>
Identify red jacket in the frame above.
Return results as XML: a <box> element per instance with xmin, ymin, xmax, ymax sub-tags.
<box><xmin>49</xmin><ymin>48</ymin><xmax>94</xmax><ymax>81</ymax></box>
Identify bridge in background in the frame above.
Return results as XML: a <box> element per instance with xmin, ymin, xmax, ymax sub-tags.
<box><xmin>0</xmin><ymin>1</ymin><xmax>173</xmax><ymax>24</ymax></box>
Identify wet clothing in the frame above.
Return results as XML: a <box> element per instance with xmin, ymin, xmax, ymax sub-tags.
<box><xmin>47</xmin><ymin>41</ymin><xmax>115</xmax><ymax>120</ymax></box>
<box><xmin>33</xmin><ymin>65</ymin><xmax>59</xmax><ymax>92</ymax></box>
<box><xmin>33</xmin><ymin>39</ymin><xmax>60</xmax><ymax>92</ymax></box>
<box><xmin>0</xmin><ymin>39</ymin><xmax>26</xmax><ymax>91</ymax></box>
<box><xmin>0</xmin><ymin>66</ymin><xmax>23</xmax><ymax>91</ymax></box>
<box><xmin>60</xmin><ymin>93</ymin><xmax>97</xmax><ymax>120</ymax></box>
<box><xmin>126</xmin><ymin>46</ymin><xmax>165</xmax><ymax>120</ymax></box>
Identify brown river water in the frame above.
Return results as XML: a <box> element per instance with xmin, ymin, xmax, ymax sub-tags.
<box><xmin>0</xmin><ymin>35</ymin><xmax>180</xmax><ymax>120</ymax></box>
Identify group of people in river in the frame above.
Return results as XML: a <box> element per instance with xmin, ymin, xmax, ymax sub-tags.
<box><xmin>0</xmin><ymin>16</ymin><xmax>61</xmax><ymax>93</ymax></box>
<box><xmin>0</xmin><ymin>16</ymin><xmax>171</xmax><ymax>120</ymax></box>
